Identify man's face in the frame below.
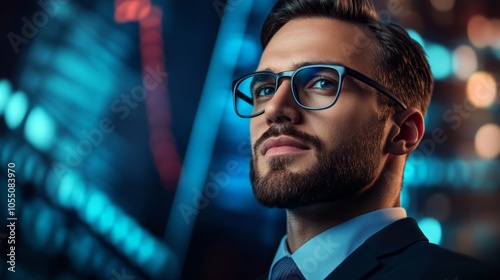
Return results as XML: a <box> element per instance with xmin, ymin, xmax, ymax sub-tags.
<box><xmin>250</xmin><ymin>17</ymin><xmax>389</xmax><ymax>209</ymax></box>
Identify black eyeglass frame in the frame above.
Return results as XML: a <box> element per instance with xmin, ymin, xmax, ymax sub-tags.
<box><xmin>232</xmin><ymin>64</ymin><xmax>408</xmax><ymax>118</ymax></box>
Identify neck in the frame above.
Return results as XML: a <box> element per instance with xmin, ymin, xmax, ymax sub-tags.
<box><xmin>284</xmin><ymin>176</ymin><xmax>401</xmax><ymax>253</ymax></box>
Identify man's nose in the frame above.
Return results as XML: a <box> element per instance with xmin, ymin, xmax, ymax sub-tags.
<box><xmin>263</xmin><ymin>80</ymin><xmax>302</xmax><ymax>126</ymax></box>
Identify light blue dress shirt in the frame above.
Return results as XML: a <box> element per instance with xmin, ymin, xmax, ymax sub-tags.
<box><xmin>269</xmin><ymin>207</ymin><xmax>407</xmax><ymax>280</ymax></box>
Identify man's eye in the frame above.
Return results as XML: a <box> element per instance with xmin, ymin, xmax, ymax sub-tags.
<box><xmin>255</xmin><ymin>87</ymin><xmax>275</xmax><ymax>97</ymax></box>
<box><xmin>312</xmin><ymin>79</ymin><xmax>336</xmax><ymax>89</ymax></box>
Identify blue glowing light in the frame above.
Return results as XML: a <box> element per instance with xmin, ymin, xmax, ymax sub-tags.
<box><xmin>213</xmin><ymin>168</ymin><xmax>256</xmax><ymax>212</ymax></box>
<box><xmin>0</xmin><ymin>79</ymin><xmax>12</xmax><ymax>115</ymax></box>
<box><xmin>123</xmin><ymin>227</ymin><xmax>143</xmax><ymax>255</ymax></box>
<box><xmin>403</xmin><ymin>160</ymin><xmax>416</xmax><ymax>187</ymax></box>
<box><xmin>424</xmin><ymin>102</ymin><xmax>444</xmax><ymax>131</ymax></box>
<box><xmin>222</xmin><ymin>35</ymin><xmax>260</xmax><ymax>67</ymax></box>
<box><xmin>418</xmin><ymin>217</ymin><xmax>442</xmax><ymax>245</ymax></box>
<box><xmin>96</xmin><ymin>205</ymin><xmax>117</xmax><ymax>234</ymax></box>
<box><xmin>24</xmin><ymin>106</ymin><xmax>57</xmax><ymax>151</ymax></box>
<box><xmin>447</xmin><ymin>160</ymin><xmax>470</xmax><ymax>188</ymax></box>
<box><xmin>404</xmin><ymin>157</ymin><xmax>500</xmax><ymax>190</ymax></box>
<box><xmin>136</xmin><ymin>237</ymin><xmax>155</xmax><ymax>266</ymax></box>
<box><xmin>223</xmin><ymin>108</ymin><xmax>252</xmax><ymax>139</ymax></box>
<box><xmin>58</xmin><ymin>173</ymin><xmax>75</xmax><ymax>207</ymax></box>
<box><xmin>58</xmin><ymin>172</ymin><xmax>86</xmax><ymax>209</ymax></box>
<box><xmin>222</xmin><ymin>36</ymin><xmax>244</xmax><ymax>65</ymax></box>
<box><xmin>54</xmin><ymin>49</ymin><xmax>111</xmax><ymax>95</ymax></box>
<box><xmin>406</xmin><ymin>29</ymin><xmax>425</xmax><ymax>48</ymax></box>
<box><xmin>83</xmin><ymin>190</ymin><xmax>108</xmax><ymax>223</ymax></box>
<box><xmin>110</xmin><ymin>216</ymin><xmax>131</xmax><ymax>244</ymax></box>
<box><xmin>145</xmin><ymin>241</ymin><xmax>170</xmax><ymax>277</ymax></box>
<box><xmin>165</xmin><ymin>1</ymin><xmax>256</xmax><ymax>276</ymax></box>
<box><xmin>5</xmin><ymin>91</ymin><xmax>29</xmax><ymax>129</ymax></box>
<box><xmin>426</xmin><ymin>43</ymin><xmax>452</xmax><ymax>80</ymax></box>
<box><xmin>400</xmin><ymin>188</ymin><xmax>410</xmax><ymax>209</ymax></box>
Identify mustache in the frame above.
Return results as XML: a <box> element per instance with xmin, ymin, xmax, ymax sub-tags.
<box><xmin>254</xmin><ymin>125</ymin><xmax>322</xmax><ymax>154</ymax></box>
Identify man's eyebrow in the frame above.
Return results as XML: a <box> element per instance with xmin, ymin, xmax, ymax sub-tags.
<box><xmin>257</xmin><ymin>60</ymin><xmax>345</xmax><ymax>73</ymax></box>
<box><xmin>250</xmin><ymin>75</ymin><xmax>273</xmax><ymax>89</ymax></box>
<box><xmin>292</xmin><ymin>60</ymin><xmax>345</xmax><ymax>69</ymax></box>
<box><xmin>257</xmin><ymin>67</ymin><xmax>274</xmax><ymax>72</ymax></box>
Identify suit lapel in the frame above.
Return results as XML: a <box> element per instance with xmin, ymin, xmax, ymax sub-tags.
<box><xmin>324</xmin><ymin>244</ymin><xmax>380</xmax><ymax>280</ymax></box>
<box><xmin>325</xmin><ymin>218</ymin><xmax>428</xmax><ymax>280</ymax></box>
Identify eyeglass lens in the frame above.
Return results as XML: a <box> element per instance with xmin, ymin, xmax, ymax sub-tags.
<box><xmin>234</xmin><ymin>66</ymin><xmax>340</xmax><ymax>117</ymax></box>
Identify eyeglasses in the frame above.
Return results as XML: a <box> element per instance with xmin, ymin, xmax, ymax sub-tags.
<box><xmin>232</xmin><ymin>64</ymin><xmax>407</xmax><ymax>118</ymax></box>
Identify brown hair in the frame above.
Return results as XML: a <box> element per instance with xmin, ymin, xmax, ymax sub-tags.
<box><xmin>261</xmin><ymin>0</ymin><xmax>433</xmax><ymax>117</ymax></box>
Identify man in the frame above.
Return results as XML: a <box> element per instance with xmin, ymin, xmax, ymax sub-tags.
<box><xmin>231</xmin><ymin>0</ymin><xmax>495</xmax><ymax>279</ymax></box>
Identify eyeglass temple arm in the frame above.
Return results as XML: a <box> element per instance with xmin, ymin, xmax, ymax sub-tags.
<box><xmin>346</xmin><ymin>70</ymin><xmax>408</xmax><ymax>110</ymax></box>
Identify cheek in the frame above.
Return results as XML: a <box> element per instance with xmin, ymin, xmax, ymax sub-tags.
<box><xmin>308</xmin><ymin>112</ymin><xmax>351</xmax><ymax>141</ymax></box>
<box><xmin>308</xmin><ymin>112</ymin><xmax>371</xmax><ymax>147</ymax></box>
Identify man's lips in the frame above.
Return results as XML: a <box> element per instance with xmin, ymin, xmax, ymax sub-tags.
<box><xmin>260</xmin><ymin>136</ymin><xmax>310</xmax><ymax>156</ymax></box>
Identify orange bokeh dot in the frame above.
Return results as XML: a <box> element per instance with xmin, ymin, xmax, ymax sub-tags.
<box><xmin>466</xmin><ymin>71</ymin><xmax>497</xmax><ymax>108</ymax></box>
<box><xmin>475</xmin><ymin>124</ymin><xmax>500</xmax><ymax>159</ymax></box>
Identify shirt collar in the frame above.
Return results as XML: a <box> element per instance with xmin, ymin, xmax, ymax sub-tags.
<box><xmin>269</xmin><ymin>207</ymin><xmax>407</xmax><ymax>280</ymax></box>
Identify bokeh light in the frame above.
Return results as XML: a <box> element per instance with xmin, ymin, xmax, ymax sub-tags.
<box><xmin>453</xmin><ymin>45</ymin><xmax>478</xmax><ymax>80</ymax></box>
<box><xmin>115</xmin><ymin>0</ymin><xmax>152</xmax><ymax>23</ymax></box>
<box><xmin>466</xmin><ymin>71</ymin><xmax>497</xmax><ymax>108</ymax></box>
<box><xmin>407</xmin><ymin>29</ymin><xmax>425</xmax><ymax>48</ymax></box>
<box><xmin>475</xmin><ymin>123</ymin><xmax>500</xmax><ymax>159</ymax></box>
<box><xmin>418</xmin><ymin>217</ymin><xmax>443</xmax><ymax>245</ymax></box>
<box><xmin>58</xmin><ymin>171</ymin><xmax>87</xmax><ymax>209</ymax></box>
<box><xmin>426</xmin><ymin>43</ymin><xmax>453</xmax><ymax>80</ymax></box>
<box><xmin>5</xmin><ymin>91</ymin><xmax>29</xmax><ymax>129</ymax></box>
<box><xmin>467</xmin><ymin>15</ymin><xmax>494</xmax><ymax>48</ymax></box>
<box><xmin>431</xmin><ymin>0</ymin><xmax>455</xmax><ymax>12</ymax></box>
<box><xmin>24</xmin><ymin>106</ymin><xmax>57</xmax><ymax>151</ymax></box>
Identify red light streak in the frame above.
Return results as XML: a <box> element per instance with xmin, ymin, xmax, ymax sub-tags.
<box><xmin>114</xmin><ymin>0</ymin><xmax>152</xmax><ymax>23</ymax></box>
<box><xmin>115</xmin><ymin>3</ymin><xmax>182</xmax><ymax>189</ymax></box>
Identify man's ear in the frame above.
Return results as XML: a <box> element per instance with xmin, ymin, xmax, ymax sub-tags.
<box><xmin>386</xmin><ymin>108</ymin><xmax>425</xmax><ymax>155</ymax></box>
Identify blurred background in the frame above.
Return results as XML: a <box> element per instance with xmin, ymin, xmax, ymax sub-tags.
<box><xmin>0</xmin><ymin>0</ymin><xmax>499</xmax><ymax>279</ymax></box>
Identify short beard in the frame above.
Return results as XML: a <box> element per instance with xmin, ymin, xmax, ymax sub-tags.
<box><xmin>250</xmin><ymin>122</ymin><xmax>384</xmax><ymax>209</ymax></box>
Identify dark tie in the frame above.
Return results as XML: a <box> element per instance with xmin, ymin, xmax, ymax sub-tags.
<box><xmin>271</xmin><ymin>256</ymin><xmax>305</xmax><ymax>280</ymax></box>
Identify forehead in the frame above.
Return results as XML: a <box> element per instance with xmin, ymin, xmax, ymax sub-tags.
<box><xmin>258</xmin><ymin>17</ymin><xmax>376</xmax><ymax>75</ymax></box>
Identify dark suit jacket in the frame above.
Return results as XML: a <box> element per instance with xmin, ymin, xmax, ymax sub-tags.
<box><xmin>325</xmin><ymin>218</ymin><xmax>494</xmax><ymax>280</ymax></box>
<box><xmin>261</xmin><ymin>218</ymin><xmax>496</xmax><ymax>280</ymax></box>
